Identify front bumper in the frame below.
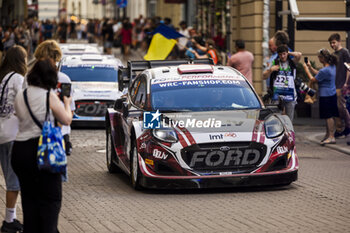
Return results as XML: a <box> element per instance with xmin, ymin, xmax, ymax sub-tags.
<box><xmin>138</xmin><ymin>169</ymin><xmax>298</xmax><ymax>189</ymax></box>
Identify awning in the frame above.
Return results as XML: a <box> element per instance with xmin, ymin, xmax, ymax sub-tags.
<box><xmin>296</xmin><ymin>17</ymin><xmax>350</xmax><ymax>31</ymax></box>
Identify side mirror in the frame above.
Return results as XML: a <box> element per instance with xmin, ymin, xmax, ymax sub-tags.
<box><xmin>118</xmin><ymin>68</ymin><xmax>129</xmax><ymax>92</ymax></box>
<box><xmin>118</xmin><ymin>69</ymin><xmax>123</xmax><ymax>92</ymax></box>
<box><xmin>122</xmin><ymin>102</ymin><xmax>129</xmax><ymax>118</ymax></box>
<box><xmin>114</xmin><ymin>98</ymin><xmax>127</xmax><ymax>110</ymax></box>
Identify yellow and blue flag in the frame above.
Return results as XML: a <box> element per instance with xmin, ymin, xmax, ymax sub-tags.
<box><xmin>144</xmin><ymin>24</ymin><xmax>184</xmax><ymax>61</ymax></box>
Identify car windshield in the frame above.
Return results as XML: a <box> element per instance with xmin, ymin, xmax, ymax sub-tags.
<box><xmin>60</xmin><ymin>65</ymin><xmax>118</xmax><ymax>82</ymax></box>
<box><xmin>151</xmin><ymin>79</ymin><xmax>261</xmax><ymax>111</ymax></box>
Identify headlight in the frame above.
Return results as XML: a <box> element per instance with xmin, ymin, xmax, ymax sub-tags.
<box><xmin>152</xmin><ymin>128</ymin><xmax>178</xmax><ymax>143</ymax></box>
<box><xmin>264</xmin><ymin>116</ymin><xmax>284</xmax><ymax>138</ymax></box>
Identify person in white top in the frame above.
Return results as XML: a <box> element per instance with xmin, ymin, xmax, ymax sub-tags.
<box><xmin>33</xmin><ymin>40</ymin><xmax>75</xmax><ymax>155</ymax></box>
<box><xmin>177</xmin><ymin>21</ymin><xmax>189</xmax><ymax>58</ymax></box>
<box><xmin>11</xmin><ymin>58</ymin><xmax>72</xmax><ymax>233</ymax></box>
<box><xmin>0</xmin><ymin>45</ymin><xmax>27</xmax><ymax>233</ymax></box>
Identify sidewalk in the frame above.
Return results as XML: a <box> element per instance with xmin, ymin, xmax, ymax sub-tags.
<box><xmin>294</xmin><ymin>117</ymin><xmax>350</xmax><ymax>156</ymax></box>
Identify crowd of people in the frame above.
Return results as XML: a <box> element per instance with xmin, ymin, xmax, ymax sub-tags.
<box><xmin>0</xmin><ymin>13</ymin><xmax>350</xmax><ymax>232</ymax></box>
<box><xmin>263</xmin><ymin>31</ymin><xmax>350</xmax><ymax>146</ymax></box>
<box><xmin>0</xmin><ymin>28</ymin><xmax>73</xmax><ymax>231</ymax></box>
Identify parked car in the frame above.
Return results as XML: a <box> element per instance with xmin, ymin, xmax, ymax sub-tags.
<box><xmin>106</xmin><ymin>59</ymin><xmax>298</xmax><ymax>189</ymax></box>
<box><xmin>59</xmin><ymin>54</ymin><xmax>123</xmax><ymax>125</ymax></box>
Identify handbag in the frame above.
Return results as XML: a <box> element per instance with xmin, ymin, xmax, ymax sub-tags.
<box><xmin>0</xmin><ymin>72</ymin><xmax>15</xmax><ymax>115</ymax></box>
<box><xmin>23</xmin><ymin>89</ymin><xmax>67</xmax><ymax>174</ymax></box>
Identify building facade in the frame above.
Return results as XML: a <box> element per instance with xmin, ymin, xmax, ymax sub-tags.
<box><xmin>227</xmin><ymin>0</ymin><xmax>348</xmax><ymax>95</ymax></box>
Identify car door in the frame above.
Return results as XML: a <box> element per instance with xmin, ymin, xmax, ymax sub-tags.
<box><xmin>121</xmin><ymin>75</ymin><xmax>147</xmax><ymax>170</ymax></box>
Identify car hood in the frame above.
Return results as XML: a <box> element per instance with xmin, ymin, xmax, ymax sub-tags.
<box><xmin>162</xmin><ymin>110</ymin><xmax>261</xmax><ymax>133</ymax></box>
<box><xmin>157</xmin><ymin>109</ymin><xmax>274</xmax><ymax>144</ymax></box>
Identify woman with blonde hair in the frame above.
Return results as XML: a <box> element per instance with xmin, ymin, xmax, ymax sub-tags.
<box><xmin>0</xmin><ymin>45</ymin><xmax>27</xmax><ymax>232</ymax></box>
<box><xmin>34</xmin><ymin>40</ymin><xmax>75</xmax><ymax>155</ymax></box>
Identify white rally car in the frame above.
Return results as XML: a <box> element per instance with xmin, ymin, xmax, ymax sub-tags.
<box><xmin>106</xmin><ymin>60</ymin><xmax>298</xmax><ymax>189</ymax></box>
<box><xmin>59</xmin><ymin>54</ymin><xmax>123</xmax><ymax>125</ymax></box>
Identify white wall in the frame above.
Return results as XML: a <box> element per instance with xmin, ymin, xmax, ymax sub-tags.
<box><xmin>127</xmin><ymin>0</ymin><xmax>147</xmax><ymax>21</ymax></box>
<box><xmin>66</xmin><ymin>0</ymin><xmax>104</xmax><ymax>19</ymax></box>
<box><xmin>38</xmin><ymin>0</ymin><xmax>59</xmax><ymax>20</ymax></box>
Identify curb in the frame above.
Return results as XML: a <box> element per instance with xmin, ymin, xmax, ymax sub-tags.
<box><xmin>305</xmin><ymin>133</ymin><xmax>350</xmax><ymax>156</ymax></box>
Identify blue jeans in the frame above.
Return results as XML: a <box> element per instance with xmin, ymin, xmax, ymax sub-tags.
<box><xmin>0</xmin><ymin>141</ymin><xmax>20</xmax><ymax>191</ymax></box>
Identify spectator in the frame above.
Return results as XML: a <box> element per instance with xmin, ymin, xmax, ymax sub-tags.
<box><xmin>33</xmin><ymin>40</ymin><xmax>75</xmax><ymax>156</ymax></box>
<box><xmin>274</xmin><ymin>30</ymin><xmax>290</xmax><ymax>47</ymax></box>
<box><xmin>264</xmin><ymin>37</ymin><xmax>278</xmax><ymax>89</ymax></box>
<box><xmin>164</xmin><ymin>17</ymin><xmax>174</xmax><ymax>29</ymax></box>
<box><xmin>69</xmin><ymin>19</ymin><xmax>77</xmax><ymax>39</ymax></box>
<box><xmin>2</xmin><ymin>28</ymin><xmax>15</xmax><ymax>51</ymax></box>
<box><xmin>303</xmin><ymin>49</ymin><xmax>338</xmax><ymax>145</ymax></box>
<box><xmin>191</xmin><ymin>39</ymin><xmax>220</xmax><ymax>65</ymax></box>
<box><xmin>57</xmin><ymin>19</ymin><xmax>68</xmax><ymax>43</ymax></box>
<box><xmin>104</xmin><ymin>19</ymin><xmax>114</xmax><ymax>55</ymax></box>
<box><xmin>11</xmin><ymin>59</ymin><xmax>72</xmax><ymax>233</ymax></box>
<box><xmin>0</xmin><ymin>45</ymin><xmax>27</xmax><ymax>233</ymax></box>
<box><xmin>227</xmin><ymin>39</ymin><xmax>254</xmax><ymax>84</ymax></box>
<box><xmin>177</xmin><ymin>21</ymin><xmax>189</xmax><ymax>58</ymax></box>
<box><xmin>328</xmin><ymin>33</ymin><xmax>350</xmax><ymax>138</ymax></box>
<box><xmin>0</xmin><ymin>26</ymin><xmax>4</xmax><ymax>62</ymax></box>
<box><xmin>213</xmin><ymin>31</ymin><xmax>225</xmax><ymax>52</ymax></box>
<box><xmin>87</xmin><ymin>19</ymin><xmax>95</xmax><ymax>43</ymax></box>
<box><xmin>262</xmin><ymin>45</ymin><xmax>302</xmax><ymax>121</ymax></box>
<box><xmin>43</xmin><ymin>19</ymin><xmax>53</xmax><ymax>40</ymax></box>
<box><xmin>118</xmin><ymin>20</ymin><xmax>132</xmax><ymax>58</ymax></box>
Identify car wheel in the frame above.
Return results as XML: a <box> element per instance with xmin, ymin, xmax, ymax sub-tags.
<box><xmin>106</xmin><ymin>127</ymin><xmax>121</xmax><ymax>173</ymax></box>
<box><xmin>130</xmin><ymin>140</ymin><xmax>142</xmax><ymax>190</ymax></box>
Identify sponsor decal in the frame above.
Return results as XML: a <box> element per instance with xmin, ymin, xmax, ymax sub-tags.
<box><xmin>276</xmin><ymin>146</ymin><xmax>288</xmax><ymax>154</ymax></box>
<box><xmin>209</xmin><ymin>134</ymin><xmax>223</xmax><ymax>140</ymax></box>
<box><xmin>140</xmin><ymin>134</ymin><xmax>150</xmax><ymax>141</ymax></box>
<box><xmin>151</xmin><ymin>75</ymin><xmax>244</xmax><ymax>84</ymax></box>
<box><xmin>143</xmin><ymin>110</ymin><xmax>161</xmax><ymax>129</ymax></box>
<box><xmin>152</xmin><ymin>149</ymin><xmax>168</xmax><ymax>160</ymax></box>
<box><xmin>220</xmin><ymin>146</ymin><xmax>230</xmax><ymax>151</ymax></box>
<box><xmin>219</xmin><ymin>172</ymin><xmax>232</xmax><ymax>175</ymax></box>
<box><xmin>145</xmin><ymin>159</ymin><xmax>154</xmax><ymax>165</ymax></box>
<box><xmin>209</xmin><ymin>133</ymin><xmax>237</xmax><ymax>140</ymax></box>
<box><xmin>156</xmin><ymin>79</ymin><xmax>241</xmax><ymax>88</ymax></box>
<box><xmin>75</xmin><ymin>102</ymin><xmax>113</xmax><ymax>116</ymax></box>
<box><xmin>224</xmin><ymin>132</ymin><xmax>237</xmax><ymax>138</ymax></box>
<box><xmin>140</xmin><ymin>143</ymin><xmax>147</xmax><ymax>149</ymax></box>
<box><xmin>189</xmin><ymin>149</ymin><xmax>261</xmax><ymax>167</ymax></box>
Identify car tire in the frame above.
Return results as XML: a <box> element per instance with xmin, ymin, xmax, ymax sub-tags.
<box><xmin>106</xmin><ymin>127</ymin><xmax>121</xmax><ymax>173</ymax></box>
<box><xmin>130</xmin><ymin>139</ymin><xmax>142</xmax><ymax>190</ymax></box>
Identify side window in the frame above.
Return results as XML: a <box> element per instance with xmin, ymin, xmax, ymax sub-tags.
<box><xmin>130</xmin><ymin>77</ymin><xmax>141</xmax><ymax>103</ymax></box>
<box><xmin>130</xmin><ymin>75</ymin><xmax>147</xmax><ymax>109</ymax></box>
<box><xmin>135</xmin><ymin>78</ymin><xmax>147</xmax><ymax>108</ymax></box>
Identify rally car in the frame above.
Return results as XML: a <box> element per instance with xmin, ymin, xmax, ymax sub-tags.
<box><xmin>59</xmin><ymin>54</ymin><xmax>123</xmax><ymax>125</ymax></box>
<box><xmin>106</xmin><ymin>59</ymin><xmax>298</xmax><ymax>189</ymax></box>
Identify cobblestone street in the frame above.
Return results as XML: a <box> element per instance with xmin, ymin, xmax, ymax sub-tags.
<box><xmin>1</xmin><ymin>127</ymin><xmax>348</xmax><ymax>232</ymax></box>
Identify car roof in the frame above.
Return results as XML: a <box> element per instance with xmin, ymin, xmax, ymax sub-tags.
<box><xmin>60</xmin><ymin>54</ymin><xmax>123</xmax><ymax>68</ymax></box>
<box><xmin>59</xmin><ymin>43</ymin><xmax>103</xmax><ymax>55</ymax></box>
<box><xmin>147</xmin><ymin>65</ymin><xmax>247</xmax><ymax>83</ymax></box>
